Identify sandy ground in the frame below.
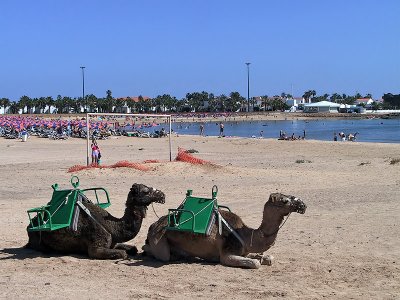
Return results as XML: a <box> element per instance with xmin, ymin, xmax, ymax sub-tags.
<box><xmin>0</xmin><ymin>134</ymin><xmax>399</xmax><ymax>299</ymax></box>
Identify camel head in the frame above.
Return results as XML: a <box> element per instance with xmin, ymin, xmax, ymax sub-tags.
<box><xmin>127</xmin><ymin>183</ymin><xmax>165</xmax><ymax>207</ymax></box>
<box><xmin>265</xmin><ymin>193</ymin><xmax>307</xmax><ymax>215</ymax></box>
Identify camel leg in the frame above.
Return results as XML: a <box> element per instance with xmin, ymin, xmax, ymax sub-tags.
<box><xmin>87</xmin><ymin>231</ymin><xmax>127</xmax><ymax>260</ymax></box>
<box><xmin>220</xmin><ymin>254</ymin><xmax>261</xmax><ymax>269</ymax></box>
<box><xmin>246</xmin><ymin>253</ymin><xmax>274</xmax><ymax>266</ymax></box>
<box><xmin>114</xmin><ymin>243</ymin><xmax>138</xmax><ymax>256</ymax></box>
<box><xmin>88</xmin><ymin>245</ymin><xmax>128</xmax><ymax>260</ymax></box>
<box><xmin>146</xmin><ymin>235</ymin><xmax>171</xmax><ymax>262</ymax></box>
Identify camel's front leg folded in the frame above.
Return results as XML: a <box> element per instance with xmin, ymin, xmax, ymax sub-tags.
<box><xmin>220</xmin><ymin>254</ymin><xmax>261</xmax><ymax>269</ymax></box>
<box><xmin>114</xmin><ymin>243</ymin><xmax>138</xmax><ymax>256</ymax></box>
<box><xmin>246</xmin><ymin>253</ymin><xmax>274</xmax><ymax>266</ymax></box>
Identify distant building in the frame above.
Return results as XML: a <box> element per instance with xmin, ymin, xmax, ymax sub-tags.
<box><xmin>115</xmin><ymin>96</ymin><xmax>151</xmax><ymax>113</ymax></box>
<box><xmin>303</xmin><ymin>101</ymin><xmax>340</xmax><ymax>113</ymax></box>
<box><xmin>355</xmin><ymin>98</ymin><xmax>374</xmax><ymax>106</ymax></box>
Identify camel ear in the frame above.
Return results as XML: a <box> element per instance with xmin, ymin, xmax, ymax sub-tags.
<box><xmin>269</xmin><ymin>193</ymin><xmax>277</xmax><ymax>203</ymax></box>
<box><xmin>130</xmin><ymin>184</ymin><xmax>139</xmax><ymax>196</ymax></box>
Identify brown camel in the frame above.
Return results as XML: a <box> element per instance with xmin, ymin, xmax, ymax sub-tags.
<box><xmin>26</xmin><ymin>183</ymin><xmax>165</xmax><ymax>259</ymax></box>
<box><xmin>143</xmin><ymin>193</ymin><xmax>306</xmax><ymax>269</ymax></box>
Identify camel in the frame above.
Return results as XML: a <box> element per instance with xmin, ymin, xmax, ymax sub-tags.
<box><xmin>143</xmin><ymin>192</ymin><xmax>306</xmax><ymax>269</ymax></box>
<box><xmin>26</xmin><ymin>183</ymin><xmax>165</xmax><ymax>259</ymax></box>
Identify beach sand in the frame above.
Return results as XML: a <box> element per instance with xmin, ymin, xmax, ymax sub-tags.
<box><xmin>0</xmin><ymin>135</ymin><xmax>399</xmax><ymax>299</ymax></box>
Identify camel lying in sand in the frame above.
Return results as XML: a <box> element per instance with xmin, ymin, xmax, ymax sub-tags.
<box><xmin>26</xmin><ymin>183</ymin><xmax>165</xmax><ymax>259</ymax></box>
<box><xmin>143</xmin><ymin>192</ymin><xmax>306</xmax><ymax>269</ymax></box>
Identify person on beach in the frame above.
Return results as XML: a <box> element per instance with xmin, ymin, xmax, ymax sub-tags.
<box><xmin>334</xmin><ymin>132</ymin><xmax>338</xmax><ymax>141</ymax></box>
<box><xmin>200</xmin><ymin>124</ymin><xmax>204</xmax><ymax>136</ymax></box>
<box><xmin>219</xmin><ymin>122</ymin><xmax>224</xmax><ymax>137</ymax></box>
<box><xmin>91</xmin><ymin>140</ymin><xmax>100</xmax><ymax>165</ymax></box>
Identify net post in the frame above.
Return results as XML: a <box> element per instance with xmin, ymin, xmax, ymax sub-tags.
<box><xmin>168</xmin><ymin>116</ymin><xmax>172</xmax><ymax>161</ymax></box>
<box><xmin>86</xmin><ymin>113</ymin><xmax>90</xmax><ymax>166</ymax></box>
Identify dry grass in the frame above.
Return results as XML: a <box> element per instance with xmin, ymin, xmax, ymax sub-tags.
<box><xmin>389</xmin><ymin>158</ymin><xmax>400</xmax><ymax>165</ymax></box>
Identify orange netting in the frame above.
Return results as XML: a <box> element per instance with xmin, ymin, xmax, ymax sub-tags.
<box><xmin>110</xmin><ymin>161</ymin><xmax>152</xmax><ymax>171</ymax></box>
<box><xmin>175</xmin><ymin>147</ymin><xmax>213</xmax><ymax>165</ymax></box>
<box><xmin>67</xmin><ymin>161</ymin><xmax>151</xmax><ymax>173</ymax></box>
<box><xmin>143</xmin><ymin>159</ymin><xmax>161</xmax><ymax>164</ymax></box>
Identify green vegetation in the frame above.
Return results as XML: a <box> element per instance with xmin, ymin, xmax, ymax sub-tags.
<box><xmin>0</xmin><ymin>89</ymin><xmax>398</xmax><ymax>115</ymax></box>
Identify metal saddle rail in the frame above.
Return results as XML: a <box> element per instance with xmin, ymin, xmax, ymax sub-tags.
<box><xmin>81</xmin><ymin>187</ymin><xmax>111</xmax><ymax>209</ymax></box>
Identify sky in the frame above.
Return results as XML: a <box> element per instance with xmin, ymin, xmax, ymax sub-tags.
<box><xmin>1</xmin><ymin>0</ymin><xmax>399</xmax><ymax>101</ymax></box>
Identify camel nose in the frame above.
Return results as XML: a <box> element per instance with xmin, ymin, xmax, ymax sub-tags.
<box><xmin>154</xmin><ymin>190</ymin><xmax>166</xmax><ymax>204</ymax></box>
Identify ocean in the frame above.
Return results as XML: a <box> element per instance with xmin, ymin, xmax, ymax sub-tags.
<box><xmin>170</xmin><ymin>118</ymin><xmax>400</xmax><ymax>143</ymax></box>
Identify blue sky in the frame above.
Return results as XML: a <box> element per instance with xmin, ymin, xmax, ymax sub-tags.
<box><xmin>1</xmin><ymin>0</ymin><xmax>399</xmax><ymax>100</ymax></box>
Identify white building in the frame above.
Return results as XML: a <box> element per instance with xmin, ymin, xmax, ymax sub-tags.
<box><xmin>303</xmin><ymin>101</ymin><xmax>341</xmax><ymax>113</ymax></box>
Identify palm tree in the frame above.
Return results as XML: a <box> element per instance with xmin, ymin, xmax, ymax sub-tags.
<box><xmin>0</xmin><ymin>98</ymin><xmax>10</xmax><ymax>114</ymax></box>
<box><xmin>86</xmin><ymin>94</ymin><xmax>98</xmax><ymax>112</ymax></box>
<box><xmin>153</xmin><ymin>95</ymin><xmax>162</xmax><ymax>113</ymax></box>
<box><xmin>9</xmin><ymin>101</ymin><xmax>19</xmax><ymax>114</ymax></box>
<box><xmin>228</xmin><ymin>92</ymin><xmax>243</xmax><ymax>112</ymax></box>
<box><xmin>46</xmin><ymin>96</ymin><xmax>55</xmax><ymax>113</ymax></box>
<box><xmin>162</xmin><ymin>94</ymin><xmax>176</xmax><ymax>112</ymax></box>
<box><xmin>354</xmin><ymin>92</ymin><xmax>362</xmax><ymax>99</ymax></box>
<box><xmin>37</xmin><ymin>97</ymin><xmax>47</xmax><ymax>114</ymax></box>
<box><xmin>217</xmin><ymin>94</ymin><xmax>227</xmax><ymax>112</ymax></box>
<box><xmin>71</xmin><ymin>97</ymin><xmax>81</xmax><ymax>114</ymax></box>
<box><xmin>54</xmin><ymin>95</ymin><xmax>64</xmax><ymax>113</ymax></box>
<box><xmin>261</xmin><ymin>95</ymin><xmax>268</xmax><ymax>111</ymax></box>
<box><xmin>63</xmin><ymin>96</ymin><xmax>74</xmax><ymax>113</ymax></box>
<box><xmin>19</xmin><ymin>95</ymin><xmax>32</xmax><ymax>114</ymax></box>
<box><xmin>126</xmin><ymin>97</ymin><xmax>136</xmax><ymax>113</ymax></box>
<box><xmin>105</xmin><ymin>90</ymin><xmax>114</xmax><ymax>113</ymax></box>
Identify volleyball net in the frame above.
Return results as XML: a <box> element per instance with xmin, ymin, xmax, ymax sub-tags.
<box><xmin>85</xmin><ymin>112</ymin><xmax>172</xmax><ymax>166</ymax></box>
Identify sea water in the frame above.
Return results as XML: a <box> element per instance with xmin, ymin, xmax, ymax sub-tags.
<box><xmin>171</xmin><ymin>118</ymin><xmax>400</xmax><ymax>143</ymax></box>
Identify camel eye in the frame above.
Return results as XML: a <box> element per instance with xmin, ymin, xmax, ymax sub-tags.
<box><xmin>142</xmin><ymin>187</ymin><xmax>150</xmax><ymax>193</ymax></box>
<box><xmin>282</xmin><ymin>198</ymin><xmax>289</xmax><ymax>204</ymax></box>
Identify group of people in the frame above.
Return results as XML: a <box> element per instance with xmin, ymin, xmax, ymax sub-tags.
<box><xmin>279</xmin><ymin>130</ymin><xmax>306</xmax><ymax>141</ymax></box>
<box><xmin>198</xmin><ymin>122</ymin><xmax>224</xmax><ymax>137</ymax></box>
<box><xmin>334</xmin><ymin>132</ymin><xmax>358</xmax><ymax>142</ymax></box>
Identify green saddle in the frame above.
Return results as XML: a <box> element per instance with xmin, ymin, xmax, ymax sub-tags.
<box><xmin>166</xmin><ymin>186</ymin><xmax>229</xmax><ymax>235</ymax></box>
<box><xmin>27</xmin><ymin>176</ymin><xmax>111</xmax><ymax>232</ymax></box>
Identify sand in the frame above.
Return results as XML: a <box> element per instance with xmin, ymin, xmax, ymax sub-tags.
<box><xmin>0</xmin><ymin>134</ymin><xmax>399</xmax><ymax>299</ymax></box>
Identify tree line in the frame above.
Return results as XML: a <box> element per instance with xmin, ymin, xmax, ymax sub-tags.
<box><xmin>0</xmin><ymin>89</ymin><xmax>397</xmax><ymax>114</ymax></box>
<box><xmin>0</xmin><ymin>90</ymin><xmax>246</xmax><ymax>114</ymax></box>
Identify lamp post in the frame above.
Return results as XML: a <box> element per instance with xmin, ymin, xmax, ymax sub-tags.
<box><xmin>80</xmin><ymin>66</ymin><xmax>86</xmax><ymax>112</ymax></box>
<box><xmin>245</xmin><ymin>62</ymin><xmax>251</xmax><ymax>112</ymax></box>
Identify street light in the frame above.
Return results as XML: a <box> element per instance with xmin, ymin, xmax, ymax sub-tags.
<box><xmin>80</xmin><ymin>66</ymin><xmax>85</xmax><ymax>112</ymax></box>
<box><xmin>245</xmin><ymin>62</ymin><xmax>251</xmax><ymax>112</ymax></box>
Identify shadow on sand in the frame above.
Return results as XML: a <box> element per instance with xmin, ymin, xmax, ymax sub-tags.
<box><xmin>0</xmin><ymin>246</ymin><xmax>87</xmax><ymax>261</ymax></box>
<box><xmin>0</xmin><ymin>247</ymin><xmax>217</xmax><ymax>268</ymax></box>
<box><xmin>118</xmin><ymin>253</ymin><xmax>218</xmax><ymax>268</ymax></box>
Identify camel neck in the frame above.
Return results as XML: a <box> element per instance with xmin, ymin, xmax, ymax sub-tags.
<box><xmin>122</xmin><ymin>205</ymin><xmax>147</xmax><ymax>224</ymax></box>
<box><xmin>110</xmin><ymin>205</ymin><xmax>147</xmax><ymax>243</ymax></box>
<box><xmin>246</xmin><ymin>207</ymin><xmax>286</xmax><ymax>253</ymax></box>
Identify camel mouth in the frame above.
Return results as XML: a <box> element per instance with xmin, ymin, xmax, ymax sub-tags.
<box><xmin>153</xmin><ymin>190</ymin><xmax>166</xmax><ymax>204</ymax></box>
<box><xmin>291</xmin><ymin>197</ymin><xmax>307</xmax><ymax>214</ymax></box>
